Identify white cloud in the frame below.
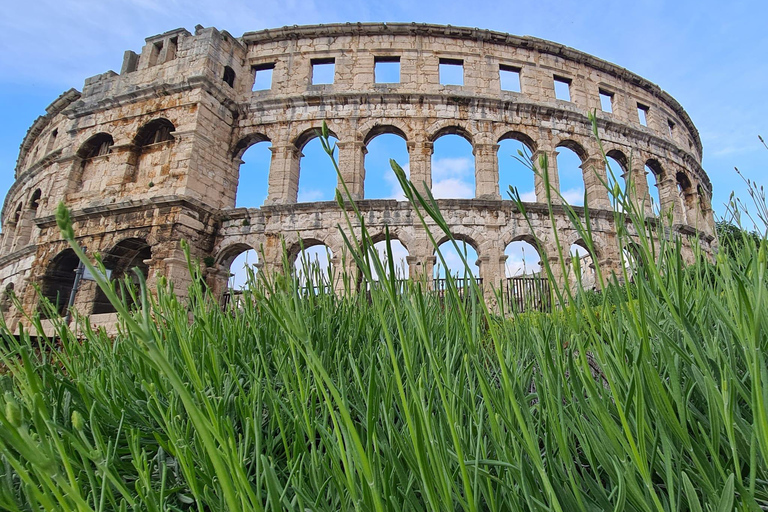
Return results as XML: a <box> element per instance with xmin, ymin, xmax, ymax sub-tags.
<box><xmin>431</xmin><ymin>157</ymin><xmax>473</xmax><ymax>180</ymax></box>
<box><xmin>561</xmin><ymin>187</ymin><xmax>585</xmax><ymax>206</ymax></box>
<box><xmin>519</xmin><ymin>189</ymin><xmax>537</xmax><ymax>202</ymax></box>
<box><xmin>294</xmin><ymin>245</ymin><xmax>333</xmax><ymax>287</ymax></box>
<box><xmin>371</xmin><ymin>240</ymin><xmax>409</xmax><ymax>280</ymax></box>
<box><xmin>432</xmin><ymin>178</ymin><xmax>474</xmax><ymax>199</ymax></box>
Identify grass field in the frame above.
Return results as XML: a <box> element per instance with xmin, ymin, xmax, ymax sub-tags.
<box><xmin>0</xmin><ymin>123</ymin><xmax>766</xmax><ymax>511</ymax></box>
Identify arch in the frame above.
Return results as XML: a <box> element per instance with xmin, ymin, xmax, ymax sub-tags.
<box><xmin>223</xmin><ymin>66</ymin><xmax>236</xmax><ymax>88</ymax></box>
<box><xmin>555</xmin><ymin>141</ymin><xmax>587</xmax><ymax>206</ymax></box>
<box><xmin>231</xmin><ymin>133</ymin><xmax>271</xmax><ymax>161</ymax></box>
<box><xmin>363</xmin><ymin>124</ymin><xmax>408</xmax><ymax>145</ymax></box>
<box><xmin>92</xmin><ymin>238</ymin><xmax>152</xmax><ymax>314</ymax></box>
<box><xmin>497</xmin><ymin>135</ymin><xmax>536</xmax><ymax>202</ymax></box>
<box><xmin>676</xmin><ymin>171</ymin><xmax>692</xmax><ymax>193</ymax></box>
<box><xmin>555</xmin><ymin>139</ymin><xmax>588</xmax><ymax>161</ymax></box>
<box><xmin>12</xmin><ymin>203</ymin><xmax>22</xmax><ymax>225</ymax></box>
<box><xmin>497</xmin><ymin>130</ymin><xmax>537</xmax><ymax>152</ymax></box>
<box><xmin>294</xmin><ymin>126</ymin><xmax>339</xmax><ymax>152</ymax></box>
<box><xmin>234</xmin><ymin>137</ymin><xmax>272</xmax><ymax>208</ymax></box>
<box><xmin>292</xmin><ymin>241</ymin><xmax>335</xmax><ymax>291</ymax></box>
<box><xmin>434</xmin><ymin>236</ymin><xmax>480</xmax><ymax>279</ymax></box>
<box><xmin>29</xmin><ymin>189</ymin><xmax>42</xmax><ymax>211</ymax></box>
<box><xmin>429</xmin><ymin>125</ymin><xmax>473</xmax><ymax>144</ymax></box>
<box><xmin>504</xmin><ymin>237</ymin><xmax>543</xmax><ymax>277</ymax></box>
<box><xmin>645</xmin><ymin>159</ymin><xmax>665</xmax><ymax>213</ymax></box>
<box><xmin>605</xmin><ymin>150</ymin><xmax>628</xmax><ymax>207</ymax></box>
<box><xmin>225</xmin><ymin>245</ymin><xmax>259</xmax><ymax>291</ymax></box>
<box><xmin>568</xmin><ymin>239</ymin><xmax>597</xmax><ymax>289</ymax></box>
<box><xmin>364</xmin><ymin>131</ymin><xmax>409</xmax><ymax>199</ymax></box>
<box><xmin>296</xmin><ymin>129</ymin><xmax>340</xmax><ymax>203</ymax></box>
<box><xmin>134</xmin><ymin>118</ymin><xmax>175</xmax><ymax>147</ymax></box>
<box><xmin>431</xmin><ymin>132</ymin><xmax>475</xmax><ymax>199</ymax></box>
<box><xmin>40</xmin><ymin>248</ymin><xmax>79</xmax><ymax>317</ymax></box>
<box><xmin>76</xmin><ymin>133</ymin><xmax>114</xmax><ymax>160</ymax></box>
<box><xmin>372</xmin><ymin>239</ymin><xmax>410</xmax><ymax>280</ymax></box>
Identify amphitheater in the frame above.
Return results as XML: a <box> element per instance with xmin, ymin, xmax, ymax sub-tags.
<box><xmin>0</xmin><ymin>23</ymin><xmax>715</xmax><ymax>330</ymax></box>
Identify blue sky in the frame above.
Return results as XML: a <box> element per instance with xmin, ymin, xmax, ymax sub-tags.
<box><xmin>1</xmin><ymin>0</ymin><xmax>765</xmax><ymax>282</ymax></box>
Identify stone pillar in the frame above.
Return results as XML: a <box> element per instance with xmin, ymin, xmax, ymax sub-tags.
<box><xmin>474</xmin><ymin>143</ymin><xmax>500</xmax><ymax>199</ymax></box>
<box><xmin>581</xmin><ymin>157</ymin><xmax>611</xmax><ymax>210</ymax></box>
<box><xmin>206</xmin><ymin>265</ymin><xmax>233</xmax><ymax>303</ymax></box>
<box><xmin>266</xmin><ymin>144</ymin><xmax>301</xmax><ymax>205</ymax></box>
<box><xmin>407</xmin><ymin>140</ymin><xmax>433</xmax><ymax>197</ymax></box>
<box><xmin>533</xmin><ymin>149</ymin><xmax>561</xmax><ymax>204</ymax></box>
<box><xmin>336</xmin><ymin>140</ymin><xmax>366</xmax><ymax>200</ymax></box>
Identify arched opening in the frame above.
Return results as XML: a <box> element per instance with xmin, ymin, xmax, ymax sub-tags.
<box><xmin>569</xmin><ymin>241</ymin><xmax>596</xmax><ymax>290</ymax></box>
<box><xmin>11</xmin><ymin>203</ymin><xmax>22</xmax><ymax>226</ymax></box>
<box><xmin>504</xmin><ymin>239</ymin><xmax>542</xmax><ymax>277</ymax></box>
<box><xmin>434</xmin><ymin>239</ymin><xmax>479</xmax><ymax>280</ymax></box>
<box><xmin>676</xmin><ymin>171</ymin><xmax>696</xmax><ymax>217</ymax></box>
<box><xmin>92</xmin><ymin>238</ymin><xmax>152</xmax><ymax>314</ymax></box>
<box><xmin>0</xmin><ymin>282</ymin><xmax>14</xmax><ymax>313</ymax></box>
<box><xmin>29</xmin><ymin>189</ymin><xmax>42</xmax><ymax>212</ymax></box>
<box><xmin>226</xmin><ymin>247</ymin><xmax>259</xmax><ymax>291</ymax></box>
<box><xmin>234</xmin><ymin>136</ymin><xmax>272</xmax><ymax>208</ymax></box>
<box><xmin>132</xmin><ymin>118</ymin><xmax>175</xmax><ymax>184</ymax></box>
<box><xmin>645</xmin><ymin>160</ymin><xmax>664</xmax><ymax>214</ymax></box>
<box><xmin>503</xmin><ymin>238</ymin><xmax>549</xmax><ymax>312</ymax></box>
<box><xmin>556</xmin><ymin>142</ymin><xmax>586</xmax><ymax>206</ymax></box>
<box><xmin>77</xmin><ymin>133</ymin><xmax>114</xmax><ymax>190</ymax></box>
<box><xmin>431</xmin><ymin>129</ymin><xmax>475</xmax><ymax>199</ymax></box>
<box><xmin>297</xmin><ymin>130</ymin><xmax>339</xmax><ymax>203</ymax></box>
<box><xmin>292</xmin><ymin>241</ymin><xmax>334</xmax><ymax>293</ymax></box>
<box><xmin>222</xmin><ymin>66</ymin><xmax>236</xmax><ymax>88</ymax></box>
<box><xmin>498</xmin><ymin>133</ymin><xmax>536</xmax><ymax>201</ymax></box>
<box><xmin>371</xmin><ymin>239</ymin><xmax>409</xmax><ymax>281</ymax></box>
<box><xmin>364</xmin><ymin>129</ymin><xmax>409</xmax><ymax>200</ymax></box>
<box><xmin>697</xmin><ymin>185</ymin><xmax>710</xmax><ymax>216</ymax></box>
<box><xmin>40</xmin><ymin>249</ymin><xmax>79</xmax><ymax>317</ymax></box>
<box><xmin>605</xmin><ymin>150</ymin><xmax>628</xmax><ymax>209</ymax></box>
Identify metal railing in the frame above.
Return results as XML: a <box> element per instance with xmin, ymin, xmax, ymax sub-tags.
<box><xmin>502</xmin><ymin>275</ymin><xmax>551</xmax><ymax>313</ymax></box>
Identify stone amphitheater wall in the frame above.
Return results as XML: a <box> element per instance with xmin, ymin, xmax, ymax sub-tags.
<box><xmin>0</xmin><ymin>23</ymin><xmax>715</xmax><ymax>330</ymax></box>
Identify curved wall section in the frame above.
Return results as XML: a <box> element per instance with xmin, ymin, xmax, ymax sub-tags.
<box><xmin>0</xmin><ymin>23</ymin><xmax>715</xmax><ymax>329</ymax></box>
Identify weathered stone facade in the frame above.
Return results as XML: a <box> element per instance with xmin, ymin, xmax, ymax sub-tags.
<box><xmin>0</xmin><ymin>23</ymin><xmax>715</xmax><ymax>330</ymax></box>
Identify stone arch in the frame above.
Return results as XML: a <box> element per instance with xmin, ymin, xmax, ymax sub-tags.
<box><xmin>231</xmin><ymin>132</ymin><xmax>271</xmax><ymax>161</ymax></box>
<box><xmin>217</xmin><ymin>242</ymin><xmax>259</xmax><ymax>292</ymax></box>
<box><xmin>367</xmin><ymin>232</ymin><xmax>411</xmax><ymax>280</ymax></box>
<box><xmin>555</xmin><ymin>139</ymin><xmax>588</xmax><ymax>205</ymax></box>
<box><xmin>28</xmin><ymin>189</ymin><xmax>42</xmax><ymax>211</ymax></box>
<box><xmin>555</xmin><ymin>138</ymin><xmax>589</xmax><ymax>161</ymax></box>
<box><xmin>497</xmin><ymin>130</ymin><xmax>538</xmax><ymax>202</ymax></box>
<box><xmin>363</xmin><ymin>124</ymin><xmax>409</xmax><ymax>145</ymax></box>
<box><xmin>231</xmin><ymin>132</ymin><xmax>272</xmax><ymax>208</ymax></box>
<box><xmin>645</xmin><ymin>158</ymin><xmax>666</xmax><ymax>212</ymax></box>
<box><xmin>504</xmin><ymin>235</ymin><xmax>544</xmax><ymax>278</ymax></box>
<box><xmin>75</xmin><ymin>132</ymin><xmax>115</xmax><ymax>191</ymax></box>
<box><xmin>293</xmin><ymin>126</ymin><xmax>341</xmax><ymax>203</ymax></box>
<box><xmin>130</xmin><ymin>118</ymin><xmax>175</xmax><ymax>184</ymax></box>
<box><xmin>428</xmin><ymin>124</ymin><xmax>474</xmax><ymax>144</ymax></box>
<box><xmin>294</xmin><ymin>126</ymin><xmax>339</xmax><ymax>152</ymax></box>
<box><xmin>40</xmin><ymin>248</ymin><xmax>79</xmax><ymax>317</ymax></box>
<box><xmin>497</xmin><ymin>130</ymin><xmax>537</xmax><ymax>152</ymax></box>
<box><xmin>363</xmin><ymin>126</ymin><xmax>409</xmax><ymax>199</ymax></box>
<box><xmin>92</xmin><ymin>237</ymin><xmax>153</xmax><ymax>314</ymax></box>
<box><xmin>434</xmin><ymin>233</ymin><xmax>481</xmax><ymax>280</ymax></box>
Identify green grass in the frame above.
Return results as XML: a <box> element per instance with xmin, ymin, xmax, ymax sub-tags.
<box><xmin>0</xmin><ymin>119</ymin><xmax>767</xmax><ymax>510</ymax></box>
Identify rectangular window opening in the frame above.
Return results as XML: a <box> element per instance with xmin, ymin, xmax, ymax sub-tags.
<box><xmin>439</xmin><ymin>58</ymin><xmax>464</xmax><ymax>86</ymax></box>
<box><xmin>166</xmin><ymin>37</ymin><xmax>177</xmax><ymax>62</ymax></box>
<box><xmin>252</xmin><ymin>63</ymin><xmax>275</xmax><ymax>91</ymax></box>
<box><xmin>499</xmin><ymin>65</ymin><xmax>521</xmax><ymax>93</ymax></box>
<box><xmin>637</xmin><ymin>103</ymin><xmax>649</xmax><ymax>126</ymax></box>
<box><xmin>554</xmin><ymin>76</ymin><xmax>571</xmax><ymax>101</ymax></box>
<box><xmin>149</xmin><ymin>41</ymin><xmax>163</xmax><ymax>67</ymax></box>
<box><xmin>374</xmin><ymin>56</ymin><xmax>400</xmax><ymax>83</ymax></box>
<box><xmin>667</xmin><ymin>119</ymin><xmax>676</xmax><ymax>137</ymax></box>
<box><xmin>311</xmin><ymin>58</ymin><xmax>335</xmax><ymax>85</ymax></box>
<box><xmin>599</xmin><ymin>89</ymin><xmax>614</xmax><ymax>113</ymax></box>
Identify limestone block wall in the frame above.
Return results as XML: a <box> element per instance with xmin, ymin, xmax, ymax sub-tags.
<box><xmin>0</xmin><ymin>23</ymin><xmax>715</xmax><ymax>329</ymax></box>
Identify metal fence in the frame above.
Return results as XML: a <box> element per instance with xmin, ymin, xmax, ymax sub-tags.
<box><xmin>502</xmin><ymin>276</ymin><xmax>552</xmax><ymax>313</ymax></box>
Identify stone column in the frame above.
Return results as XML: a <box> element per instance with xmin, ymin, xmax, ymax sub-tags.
<box><xmin>407</xmin><ymin>140</ymin><xmax>433</xmax><ymax>197</ymax></box>
<box><xmin>206</xmin><ymin>265</ymin><xmax>233</xmax><ymax>304</ymax></box>
<box><xmin>266</xmin><ymin>144</ymin><xmax>301</xmax><ymax>205</ymax></box>
<box><xmin>336</xmin><ymin>140</ymin><xmax>366</xmax><ymax>200</ymax></box>
<box><xmin>581</xmin><ymin>157</ymin><xmax>611</xmax><ymax>210</ymax></box>
<box><xmin>474</xmin><ymin>143</ymin><xmax>500</xmax><ymax>199</ymax></box>
<box><xmin>533</xmin><ymin>149</ymin><xmax>561</xmax><ymax>204</ymax></box>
